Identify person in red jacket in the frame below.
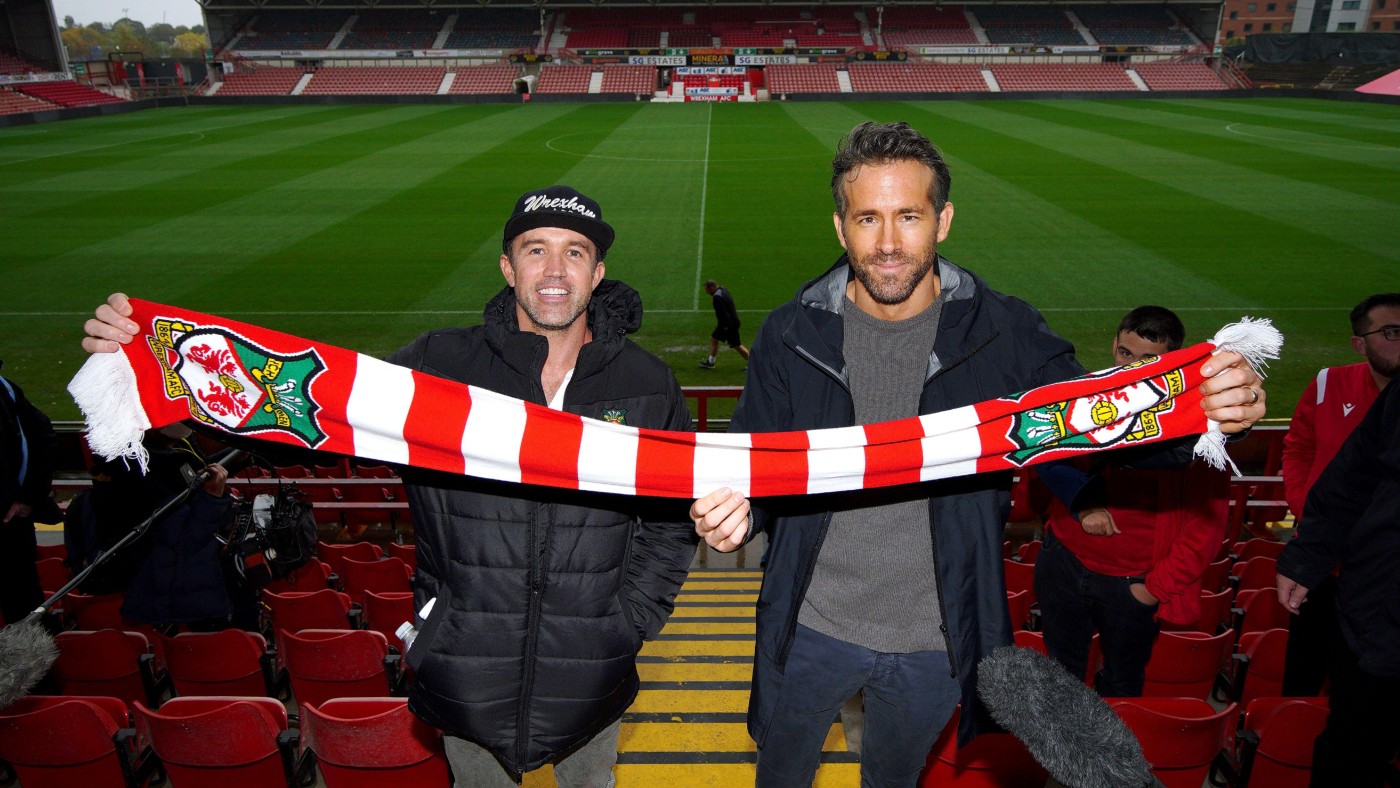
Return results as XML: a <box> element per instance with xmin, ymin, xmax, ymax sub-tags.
<box><xmin>1281</xmin><ymin>292</ymin><xmax>1399</xmax><ymax>695</ymax></box>
<box><xmin>1033</xmin><ymin>306</ymin><xmax>1230</xmax><ymax>697</ymax></box>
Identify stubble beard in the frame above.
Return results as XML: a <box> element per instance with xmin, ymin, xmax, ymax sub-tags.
<box><xmin>850</xmin><ymin>247</ymin><xmax>938</xmax><ymax>306</ymax></box>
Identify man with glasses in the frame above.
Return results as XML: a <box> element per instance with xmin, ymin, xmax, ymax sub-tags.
<box><xmin>1280</xmin><ymin>293</ymin><xmax>1400</xmax><ymax>696</ymax></box>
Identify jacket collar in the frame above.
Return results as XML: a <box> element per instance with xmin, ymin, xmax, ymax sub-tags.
<box><xmin>796</xmin><ymin>253</ymin><xmax>974</xmax><ymax>316</ymax></box>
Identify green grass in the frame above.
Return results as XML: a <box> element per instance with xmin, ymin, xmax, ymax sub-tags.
<box><xmin>2</xmin><ymin>98</ymin><xmax>1397</xmax><ymax>422</ymax></box>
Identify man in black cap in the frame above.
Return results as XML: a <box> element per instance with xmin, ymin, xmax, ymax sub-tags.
<box><xmin>82</xmin><ymin>185</ymin><xmax>699</xmax><ymax>787</ymax></box>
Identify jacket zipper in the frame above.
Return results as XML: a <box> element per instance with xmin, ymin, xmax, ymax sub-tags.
<box><xmin>927</xmin><ymin>511</ymin><xmax>958</xmax><ymax>677</ymax></box>
<box><xmin>515</xmin><ymin>502</ymin><xmax>549</xmax><ymax>773</ymax></box>
<box><xmin>779</xmin><ymin>343</ymin><xmax>850</xmax><ymax>667</ymax></box>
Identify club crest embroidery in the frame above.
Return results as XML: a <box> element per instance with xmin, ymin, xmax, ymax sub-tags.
<box><xmin>601</xmin><ymin>408</ymin><xmax>627</xmax><ymax>425</ymax></box>
<box><xmin>147</xmin><ymin>316</ymin><xmax>327</xmax><ymax>447</ymax></box>
<box><xmin>1003</xmin><ymin>363</ymin><xmax>1185</xmax><ymax>466</ymax></box>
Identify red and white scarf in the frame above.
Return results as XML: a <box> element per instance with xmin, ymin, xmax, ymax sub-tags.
<box><xmin>69</xmin><ymin>300</ymin><xmax>1280</xmax><ymax>498</ymax></box>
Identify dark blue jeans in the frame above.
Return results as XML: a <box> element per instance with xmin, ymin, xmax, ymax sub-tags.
<box><xmin>1034</xmin><ymin>532</ymin><xmax>1160</xmax><ymax>697</ymax></box>
<box><xmin>755</xmin><ymin>624</ymin><xmax>960</xmax><ymax>788</ymax></box>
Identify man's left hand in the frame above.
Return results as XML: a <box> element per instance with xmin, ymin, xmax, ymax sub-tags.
<box><xmin>1198</xmin><ymin>350</ymin><xmax>1267</xmax><ymax>434</ymax></box>
<box><xmin>3</xmin><ymin>502</ymin><xmax>32</xmax><ymax>523</ymax></box>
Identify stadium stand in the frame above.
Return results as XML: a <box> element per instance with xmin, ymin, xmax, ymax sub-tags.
<box><xmin>444</xmin><ymin>8</ymin><xmax>539</xmax><ymax>50</ymax></box>
<box><xmin>446</xmin><ymin>64</ymin><xmax>520</xmax><ymax>94</ymax></box>
<box><xmin>337</xmin><ymin>10</ymin><xmax>444</xmax><ymax>50</ymax></box>
<box><xmin>535</xmin><ymin>65</ymin><xmax>594</xmax><ymax>94</ymax></box>
<box><xmin>766</xmin><ymin>63</ymin><xmax>842</xmax><ymax>95</ymax></box>
<box><xmin>668</xmin><ymin>28</ymin><xmax>716</xmax><ymax>47</ymax></box>
<box><xmin>629</xmin><ymin>28</ymin><xmax>664</xmax><ymax>48</ymax></box>
<box><xmin>214</xmin><ymin>67</ymin><xmax>309</xmax><ymax>96</ymax></box>
<box><xmin>847</xmin><ymin>62</ymin><xmax>988</xmax><ymax>93</ymax></box>
<box><xmin>1072</xmin><ymin>4</ymin><xmax>1197</xmax><ymax>46</ymax></box>
<box><xmin>989</xmin><ymin>63</ymin><xmax>1139</xmax><ymax>91</ymax></box>
<box><xmin>232</xmin><ymin>10</ymin><xmax>348</xmax><ymax>50</ymax></box>
<box><xmin>0</xmin><ymin>50</ymin><xmax>43</xmax><ymax>74</ymax></box>
<box><xmin>1134</xmin><ymin>62</ymin><xmax>1230</xmax><ymax>91</ymax></box>
<box><xmin>565</xmin><ymin>28</ymin><xmax>629</xmax><ymax>49</ymax></box>
<box><xmin>11</xmin><ymin>81</ymin><xmax>123</xmax><ymax>107</ymax></box>
<box><xmin>975</xmin><ymin>5</ymin><xmax>1088</xmax><ymax>46</ymax></box>
<box><xmin>878</xmin><ymin>3</ymin><xmax>980</xmax><ymax>47</ymax></box>
<box><xmin>600</xmin><ymin>64</ymin><xmax>657</xmax><ymax>94</ymax></box>
<box><xmin>300</xmin><ymin>67</ymin><xmax>447</xmax><ymax>95</ymax></box>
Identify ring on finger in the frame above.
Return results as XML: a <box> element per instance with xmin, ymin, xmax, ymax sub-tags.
<box><xmin>1247</xmin><ymin>387</ymin><xmax>1260</xmax><ymax>405</ymax></box>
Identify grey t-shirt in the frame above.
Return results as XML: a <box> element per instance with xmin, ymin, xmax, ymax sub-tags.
<box><xmin>797</xmin><ymin>294</ymin><xmax>946</xmax><ymax>653</ymax></box>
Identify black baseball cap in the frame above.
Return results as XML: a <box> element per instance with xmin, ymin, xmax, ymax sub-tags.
<box><xmin>502</xmin><ymin>185</ymin><xmax>615</xmax><ymax>258</ymax></box>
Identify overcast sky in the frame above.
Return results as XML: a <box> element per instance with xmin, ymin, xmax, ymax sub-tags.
<box><xmin>53</xmin><ymin>0</ymin><xmax>205</xmax><ymax>28</ymax></box>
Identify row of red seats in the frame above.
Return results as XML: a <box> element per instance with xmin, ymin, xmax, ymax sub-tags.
<box><xmin>0</xmin><ymin>694</ymin><xmax>447</xmax><ymax>788</ymax></box>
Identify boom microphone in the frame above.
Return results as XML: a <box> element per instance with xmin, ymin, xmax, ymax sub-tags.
<box><xmin>0</xmin><ymin>618</ymin><xmax>57</xmax><ymax>708</ymax></box>
<box><xmin>0</xmin><ymin>449</ymin><xmax>248</xmax><ymax>708</ymax></box>
<box><xmin>977</xmin><ymin>645</ymin><xmax>1158</xmax><ymax>788</ymax></box>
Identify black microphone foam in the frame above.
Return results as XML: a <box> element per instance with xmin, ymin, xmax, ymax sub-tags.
<box><xmin>0</xmin><ymin>617</ymin><xmax>57</xmax><ymax>709</ymax></box>
<box><xmin>977</xmin><ymin>645</ymin><xmax>1155</xmax><ymax>788</ymax></box>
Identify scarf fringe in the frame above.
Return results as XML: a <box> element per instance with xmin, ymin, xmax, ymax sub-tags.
<box><xmin>67</xmin><ymin>352</ymin><xmax>152</xmax><ymax>473</ymax></box>
<box><xmin>1194</xmin><ymin>317</ymin><xmax>1283</xmax><ymax>474</ymax></box>
<box><xmin>1210</xmin><ymin>317</ymin><xmax>1284</xmax><ymax>377</ymax></box>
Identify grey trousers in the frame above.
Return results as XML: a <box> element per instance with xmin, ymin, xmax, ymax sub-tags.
<box><xmin>443</xmin><ymin>719</ymin><xmax>621</xmax><ymax>788</ymax></box>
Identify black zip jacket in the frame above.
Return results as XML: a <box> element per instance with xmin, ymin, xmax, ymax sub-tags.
<box><xmin>734</xmin><ymin>256</ymin><xmax>1084</xmax><ymax>746</ymax></box>
<box><xmin>1277</xmin><ymin>378</ymin><xmax>1400</xmax><ymax>681</ymax></box>
<box><xmin>389</xmin><ymin>280</ymin><xmax>697</xmax><ymax>774</ymax></box>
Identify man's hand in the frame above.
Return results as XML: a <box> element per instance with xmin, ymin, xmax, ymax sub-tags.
<box><xmin>1276</xmin><ymin>574</ymin><xmax>1310</xmax><ymax>614</ymax></box>
<box><xmin>1079</xmin><ymin>507</ymin><xmax>1119</xmax><ymax>536</ymax></box>
<box><xmin>202</xmin><ymin>463</ymin><xmax>229</xmax><ymax>497</ymax></box>
<box><xmin>1129</xmin><ymin>582</ymin><xmax>1158</xmax><ymax>606</ymax></box>
<box><xmin>3</xmin><ymin>502</ymin><xmax>32</xmax><ymax>523</ymax></box>
<box><xmin>691</xmin><ymin>488</ymin><xmax>750</xmax><ymax>553</ymax></box>
<box><xmin>82</xmin><ymin>292</ymin><xmax>138</xmax><ymax>354</ymax></box>
<box><xmin>1199</xmin><ymin>350</ymin><xmax>1267</xmax><ymax>434</ymax></box>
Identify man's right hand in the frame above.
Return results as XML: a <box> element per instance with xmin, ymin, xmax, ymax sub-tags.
<box><xmin>1277</xmin><ymin>574</ymin><xmax>1310</xmax><ymax>614</ymax></box>
<box><xmin>691</xmin><ymin>488</ymin><xmax>750</xmax><ymax>553</ymax></box>
<box><xmin>82</xmin><ymin>292</ymin><xmax>138</xmax><ymax>353</ymax></box>
<box><xmin>1079</xmin><ymin>507</ymin><xmax>1120</xmax><ymax>536</ymax></box>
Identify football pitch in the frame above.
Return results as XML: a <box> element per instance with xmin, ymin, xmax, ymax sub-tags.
<box><xmin>2</xmin><ymin>97</ymin><xmax>1397</xmax><ymax>422</ymax></box>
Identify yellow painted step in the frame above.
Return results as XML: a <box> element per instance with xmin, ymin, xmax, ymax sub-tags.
<box><xmin>674</xmin><ymin>593</ymin><xmax>758</xmax><ymax>605</ymax></box>
<box><xmin>682</xmin><ymin>581</ymin><xmax>762</xmax><ymax>591</ymax></box>
<box><xmin>629</xmin><ymin>689</ymin><xmax>749</xmax><ymax>714</ymax></box>
<box><xmin>669</xmin><ymin>606</ymin><xmax>754</xmax><ymax>619</ymax></box>
<box><xmin>523</xmin><ymin>763</ymin><xmax>860</xmax><ymax>787</ymax></box>
<box><xmin>641</xmin><ymin>640</ymin><xmax>756</xmax><ymax>658</ymax></box>
<box><xmin>637</xmin><ymin>662</ymin><xmax>751</xmax><ymax>683</ymax></box>
<box><xmin>620</xmin><ymin>722</ymin><xmax>847</xmax><ymax>753</ymax></box>
<box><xmin>659</xmin><ymin>622</ymin><xmax>755</xmax><ymax>636</ymax></box>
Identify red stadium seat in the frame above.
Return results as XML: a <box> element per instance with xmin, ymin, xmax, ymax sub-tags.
<box><xmin>34</xmin><ymin>542</ymin><xmax>68</xmax><ymax>562</ymax></box>
<box><xmin>317</xmin><ymin>541</ymin><xmax>383</xmax><ymax>580</ymax></box>
<box><xmin>282</xmin><ymin>629</ymin><xmax>400</xmax><ymax>708</ymax></box>
<box><xmin>1109</xmin><ymin>696</ymin><xmax>1236</xmax><ymax>788</ymax></box>
<box><xmin>1230</xmin><ymin>556</ymin><xmax>1278</xmax><ymax>594</ymax></box>
<box><xmin>1015</xmin><ymin>539</ymin><xmax>1042</xmax><ymax>565</ymax></box>
<box><xmin>36</xmin><ymin>556</ymin><xmax>71</xmax><ymax>594</ymax></box>
<box><xmin>300</xmin><ymin>697</ymin><xmax>450</xmax><ymax>787</ymax></box>
<box><xmin>1235</xmin><ymin>697</ymin><xmax>1329</xmax><ymax>787</ymax></box>
<box><xmin>385</xmin><ymin>542</ymin><xmax>417</xmax><ymax>572</ymax></box>
<box><xmin>1002</xmin><ymin>559</ymin><xmax>1036</xmax><ymax>604</ymax></box>
<box><xmin>1199</xmin><ymin>557</ymin><xmax>1232</xmax><ymax>594</ymax></box>
<box><xmin>1013</xmin><ymin>630</ymin><xmax>1101</xmax><ymax>684</ymax></box>
<box><xmin>261</xmin><ymin>588</ymin><xmax>356</xmax><ymax>668</ymax></box>
<box><xmin>362</xmin><ymin>590</ymin><xmax>416</xmax><ymax>653</ymax></box>
<box><xmin>263</xmin><ymin>558</ymin><xmax>333</xmax><ymax>594</ymax></box>
<box><xmin>0</xmin><ymin>695</ymin><xmax>149</xmax><ymax>788</ymax></box>
<box><xmin>133</xmin><ymin>696</ymin><xmax>301</xmax><ymax>787</ymax></box>
<box><xmin>1227</xmin><ymin>628</ymin><xmax>1292</xmax><ymax>705</ymax></box>
<box><xmin>339</xmin><ymin>556</ymin><xmax>412</xmax><ymax>605</ymax></box>
<box><xmin>1230</xmin><ymin>538</ymin><xmax>1287</xmax><ymax>562</ymax></box>
<box><xmin>1142</xmin><ymin>629</ymin><xmax>1233</xmax><ymax>700</ymax></box>
<box><xmin>1233</xmin><ymin>588</ymin><xmax>1293</xmax><ymax>638</ymax></box>
<box><xmin>919</xmin><ymin>705</ymin><xmax>1048</xmax><ymax>786</ymax></box>
<box><xmin>1162</xmin><ymin>588</ymin><xmax>1234</xmax><ymax>635</ymax></box>
<box><xmin>1006</xmin><ymin>590</ymin><xmax>1032</xmax><ymax>632</ymax></box>
<box><xmin>163</xmin><ymin>629</ymin><xmax>275</xmax><ymax>698</ymax></box>
<box><xmin>50</xmin><ymin>629</ymin><xmax>167</xmax><ymax>708</ymax></box>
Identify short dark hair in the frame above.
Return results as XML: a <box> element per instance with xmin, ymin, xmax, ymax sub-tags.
<box><xmin>1117</xmin><ymin>306</ymin><xmax>1185</xmax><ymax>352</ymax></box>
<box><xmin>1349</xmin><ymin>293</ymin><xmax>1400</xmax><ymax>335</ymax></box>
<box><xmin>831</xmin><ymin>121</ymin><xmax>951</xmax><ymax>218</ymax></box>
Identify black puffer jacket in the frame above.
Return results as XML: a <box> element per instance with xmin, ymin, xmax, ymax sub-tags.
<box><xmin>389</xmin><ymin>280</ymin><xmax>697</xmax><ymax>775</ymax></box>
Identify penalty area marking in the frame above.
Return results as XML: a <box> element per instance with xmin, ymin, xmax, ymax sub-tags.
<box><xmin>1223</xmin><ymin>122</ymin><xmax>1398</xmax><ymax>152</ymax></box>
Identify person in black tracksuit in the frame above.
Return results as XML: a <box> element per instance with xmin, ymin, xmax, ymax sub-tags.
<box><xmin>700</xmin><ymin>279</ymin><xmax>750</xmax><ymax>369</ymax></box>
<box><xmin>1276</xmin><ymin>377</ymin><xmax>1400</xmax><ymax>788</ymax></box>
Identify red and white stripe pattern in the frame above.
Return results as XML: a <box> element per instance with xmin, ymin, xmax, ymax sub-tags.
<box><xmin>70</xmin><ymin>300</ymin><xmax>1280</xmax><ymax>498</ymax></box>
